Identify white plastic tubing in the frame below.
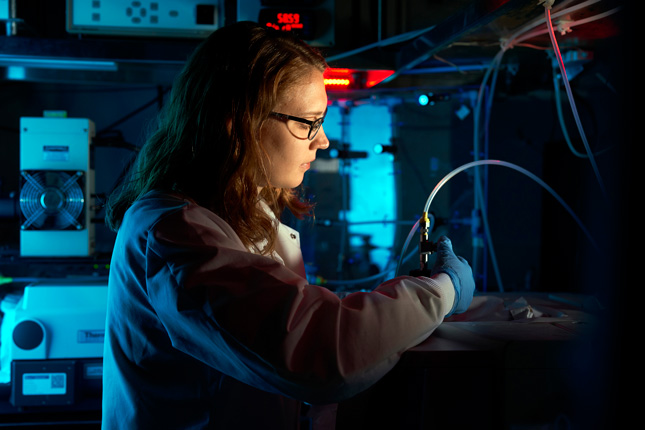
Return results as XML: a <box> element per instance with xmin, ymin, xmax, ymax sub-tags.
<box><xmin>396</xmin><ymin>159</ymin><xmax>600</xmax><ymax>284</ymax></box>
<box><xmin>451</xmin><ymin>0</ymin><xmax>619</xmax><ymax>289</ymax></box>
<box><xmin>503</xmin><ymin>0</ymin><xmax>621</xmax><ymax>200</ymax></box>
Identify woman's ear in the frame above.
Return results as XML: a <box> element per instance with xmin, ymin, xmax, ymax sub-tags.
<box><xmin>226</xmin><ymin>118</ymin><xmax>232</xmax><ymax>136</ymax></box>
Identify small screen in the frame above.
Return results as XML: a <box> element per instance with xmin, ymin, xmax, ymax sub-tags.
<box><xmin>259</xmin><ymin>9</ymin><xmax>315</xmax><ymax>39</ymax></box>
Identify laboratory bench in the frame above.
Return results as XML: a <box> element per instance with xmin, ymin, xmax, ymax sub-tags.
<box><xmin>336</xmin><ymin>292</ymin><xmax>608</xmax><ymax>430</ymax></box>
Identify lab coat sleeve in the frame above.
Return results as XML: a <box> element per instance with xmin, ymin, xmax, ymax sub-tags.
<box><xmin>145</xmin><ymin>201</ymin><xmax>455</xmax><ymax>404</ymax></box>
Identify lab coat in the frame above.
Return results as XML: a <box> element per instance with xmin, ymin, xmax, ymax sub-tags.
<box><xmin>101</xmin><ymin>191</ymin><xmax>455</xmax><ymax>429</ymax></box>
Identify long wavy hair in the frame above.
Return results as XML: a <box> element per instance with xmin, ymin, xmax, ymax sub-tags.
<box><xmin>105</xmin><ymin>21</ymin><xmax>328</xmax><ymax>254</ymax></box>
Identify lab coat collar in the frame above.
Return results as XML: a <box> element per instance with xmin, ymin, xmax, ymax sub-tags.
<box><xmin>254</xmin><ymin>200</ymin><xmax>307</xmax><ymax>278</ymax></box>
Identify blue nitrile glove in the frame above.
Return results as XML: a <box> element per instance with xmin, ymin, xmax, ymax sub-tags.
<box><xmin>431</xmin><ymin>236</ymin><xmax>475</xmax><ymax>316</ymax></box>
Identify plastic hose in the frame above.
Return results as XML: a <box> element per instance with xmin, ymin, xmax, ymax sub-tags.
<box><xmin>422</xmin><ymin>160</ymin><xmax>599</xmax><ymax>252</ymax></box>
<box><xmin>395</xmin><ymin>159</ymin><xmax>599</xmax><ymax>288</ymax></box>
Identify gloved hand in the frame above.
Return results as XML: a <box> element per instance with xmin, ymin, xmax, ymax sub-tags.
<box><xmin>431</xmin><ymin>236</ymin><xmax>475</xmax><ymax>316</ymax></box>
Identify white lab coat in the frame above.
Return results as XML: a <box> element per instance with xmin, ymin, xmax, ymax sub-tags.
<box><xmin>254</xmin><ymin>199</ymin><xmax>307</xmax><ymax>279</ymax></box>
<box><xmin>101</xmin><ymin>190</ymin><xmax>455</xmax><ymax>429</ymax></box>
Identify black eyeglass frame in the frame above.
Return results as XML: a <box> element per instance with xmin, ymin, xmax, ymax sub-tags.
<box><xmin>269</xmin><ymin>111</ymin><xmax>325</xmax><ymax>140</ymax></box>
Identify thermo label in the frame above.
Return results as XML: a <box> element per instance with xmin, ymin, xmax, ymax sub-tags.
<box><xmin>77</xmin><ymin>329</ymin><xmax>105</xmax><ymax>343</ymax></box>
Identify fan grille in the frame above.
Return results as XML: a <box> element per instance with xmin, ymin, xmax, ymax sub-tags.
<box><xmin>19</xmin><ymin>170</ymin><xmax>86</xmax><ymax>231</ymax></box>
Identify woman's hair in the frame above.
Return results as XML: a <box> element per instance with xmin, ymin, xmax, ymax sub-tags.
<box><xmin>105</xmin><ymin>21</ymin><xmax>328</xmax><ymax>253</ymax></box>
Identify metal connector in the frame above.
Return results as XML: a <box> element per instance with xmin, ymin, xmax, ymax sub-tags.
<box><xmin>410</xmin><ymin>212</ymin><xmax>437</xmax><ymax>277</ymax></box>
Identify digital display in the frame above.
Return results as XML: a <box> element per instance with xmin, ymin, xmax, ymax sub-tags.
<box><xmin>275</xmin><ymin>12</ymin><xmax>302</xmax><ymax>28</ymax></box>
<box><xmin>259</xmin><ymin>9</ymin><xmax>315</xmax><ymax>39</ymax></box>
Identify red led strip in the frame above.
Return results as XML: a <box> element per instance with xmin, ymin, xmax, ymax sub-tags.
<box><xmin>323</xmin><ymin>68</ymin><xmax>394</xmax><ymax>90</ymax></box>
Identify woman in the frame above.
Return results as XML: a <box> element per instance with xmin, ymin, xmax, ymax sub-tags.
<box><xmin>101</xmin><ymin>21</ymin><xmax>474</xmax><ymax>429</ymax></box>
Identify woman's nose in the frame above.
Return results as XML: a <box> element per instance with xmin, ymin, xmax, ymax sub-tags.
<box><xmin>312</xmin><ymin>126</ymin><xmax>329</xmax><ymax>150</ymax></box>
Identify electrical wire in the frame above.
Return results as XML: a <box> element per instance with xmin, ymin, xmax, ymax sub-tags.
<box><xmin>325</xmin><ymin>26</ymin><xmax>436</xmax><ymax>63</ymax></box>
<box><xmin>544</xmin><ymin>6</ymin><xmax>607</xmax><ymax>199</ymax></box>
<box><xmin>501</xmin><ymin>0</ymin><xmax>602</xmax><ymax>51</ymax></box>
<box><xmin>552</xmin><ymin>61</ymin><xmax>612</xmax><ymax>159</ymax></box>
<box><xmin>471</xmin><ymin>50</ymin><xmax>504</xmax><ymax>290</ymax></box>
<box><xmin>462</xmin><ymin>0</ymin><xmax>620</xmax><ymax>289</ymax></box>
<box><xmin>97</xmin><ymin>86</ymin><xmax>169</xmax><ymax>135</ymax></box>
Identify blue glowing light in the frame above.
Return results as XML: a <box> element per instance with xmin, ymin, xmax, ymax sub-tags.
<box><xmin>321</xmin><ymin>105</ymin><xmax>396</xmax><ymax>273</ymax></box>
<box><xmin>7</xmin><ymin>66</ymin><xmax>26</xmax><ymax>80</ymax></box>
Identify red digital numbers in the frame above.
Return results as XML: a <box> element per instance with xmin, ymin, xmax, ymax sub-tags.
<box><xmin>262</xmin><ymin>10</ymin><xmax>307</xmax><ymax>33</ymax></box>
<box><xmin>277</xmin><ymin>13</ymin><xmax>300</xmax><ymax>24</ymax></box>
<box><xmin>266</xmin><ymin>11</ymin><xmax>304</xmax><ymax>31</ymax></box>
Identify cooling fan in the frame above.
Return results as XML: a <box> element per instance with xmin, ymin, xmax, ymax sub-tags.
<box><xmin>19</xmin><ymin>170</ymin><xmax>86</xmax><ymax>231</ymax></box>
